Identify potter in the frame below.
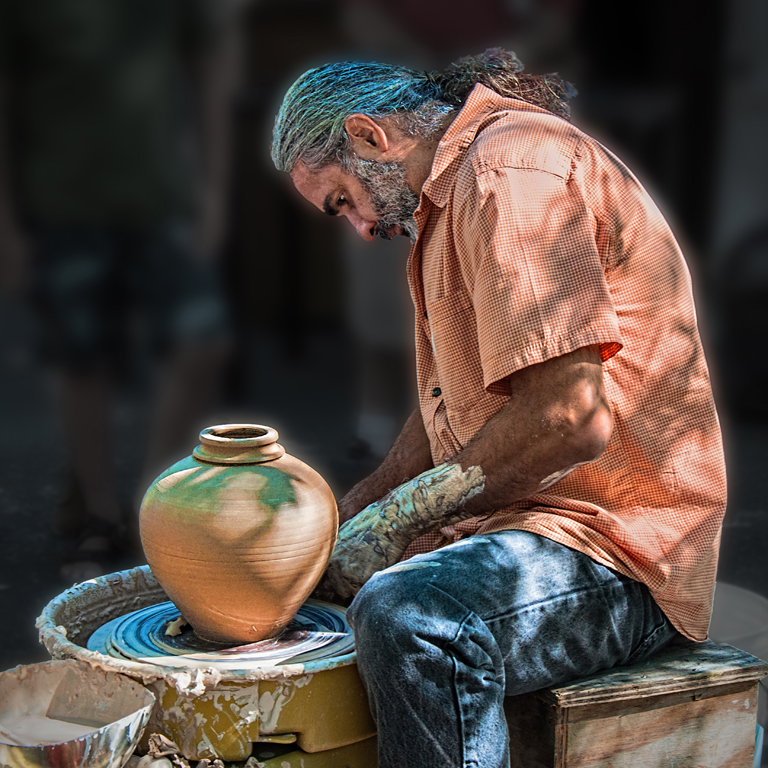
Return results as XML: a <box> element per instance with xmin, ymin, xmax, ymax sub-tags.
<box><xmin>271</xmin><ymin>49</ymin><xmax>727</xmax><ymax>768</ymax></box>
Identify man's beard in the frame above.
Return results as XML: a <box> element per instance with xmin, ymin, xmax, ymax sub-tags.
<box><xmin>344</xmin><ymin>153</ymin><xmax>421</xmax><ymax>242</ymax></box>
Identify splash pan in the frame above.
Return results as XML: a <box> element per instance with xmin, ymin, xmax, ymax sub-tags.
<box><xmin>36</xmin><ymin>568</ymin><xmax>375</xmax><ymax>761</ymax></box>
<box><xmin>0</xmin><ymin>659</ymin><xmax>154</xmax><ymax>768</ymax></box>
<box><xmin>86</xmin><ymin>600</ymin><xmax>355</xmax><ymax>670</ymax></box>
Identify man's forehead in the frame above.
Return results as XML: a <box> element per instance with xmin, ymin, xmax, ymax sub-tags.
<box><xmin>290</xmin><ymin>161</ymin><xmax>345</xmax><ymax>206</ymax></box>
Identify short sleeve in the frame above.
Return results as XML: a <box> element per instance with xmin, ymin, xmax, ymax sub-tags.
<box><xmin>453</xmin><ymin>165</ymin><xmax>623</xmax><ymax>394</ymax></box>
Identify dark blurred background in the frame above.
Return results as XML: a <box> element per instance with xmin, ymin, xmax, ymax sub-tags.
<box><xmin>1</xmin><ymin>0</ymin><xmax>766</xmax><ymax>693</ymax></box>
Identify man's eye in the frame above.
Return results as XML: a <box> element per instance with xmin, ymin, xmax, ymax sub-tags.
<box><xmin>337</xmin><ymin>195</ymin><xmax>347</xmax><ymax>208</ymax></box>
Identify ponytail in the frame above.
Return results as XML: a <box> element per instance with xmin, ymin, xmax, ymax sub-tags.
<box><xmin>429</xmin><ymin>48</ymin><xmax>573</xmax><ymax>119</ymax></box>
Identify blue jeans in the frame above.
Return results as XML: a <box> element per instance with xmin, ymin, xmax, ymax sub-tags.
<box><xmin>347</xmin><ymin>530</ymin><xmax>680</xmax><ymax>768</ymax></box>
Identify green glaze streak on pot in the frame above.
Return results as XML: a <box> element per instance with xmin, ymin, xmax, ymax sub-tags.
<box><xmin>147</xmin><ymin>460</ymin><xmax>299</xmax><ymax>514</ymax></box>
<box><xmin>237</xmin><ymin>465</ymin><xmax>298</xmax><ymax>512</ymax></box>
<box><xmin>186</xmin><ymin>461</ymin><xmax>300</xmax><ymax>513</ymax></box>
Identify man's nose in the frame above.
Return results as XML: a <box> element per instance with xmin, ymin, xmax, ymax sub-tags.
<box><xmin>347</xmin><ymin>212</ymin><xmax>377</xmax><ymax>241</ymax></box>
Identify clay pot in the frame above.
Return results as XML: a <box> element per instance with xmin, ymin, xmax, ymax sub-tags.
<box><xmin>139</xmin><ymin>424</ymin><xmax>338</xmax><ymax>644</ymax></box>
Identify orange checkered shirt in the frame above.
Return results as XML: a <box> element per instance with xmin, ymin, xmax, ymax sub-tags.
<box><xmin>401</xmin><ymin>84</ymin><xmax>727</xmax><ymax>642</ymax></box>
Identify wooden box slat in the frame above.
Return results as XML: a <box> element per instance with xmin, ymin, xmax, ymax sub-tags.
<box><xmin>507</xmin><ymin>641</ymin><xmax>768</xmax><ymax>768</ymax></box>
<box><xmin>564</xmin><ymin>684</ymin><xmax>758</xmax><ymax>767</ymax></box>
<box><xmin>546</xmin><ymin>640</ymin><xmax>768</xmax><ymax>706</ymax></box>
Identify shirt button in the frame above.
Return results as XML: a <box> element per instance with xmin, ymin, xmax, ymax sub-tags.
<box><xmin>431</xmin><ymin>387</ymin><xmax>442</xmax><ymax>397</ymax></box>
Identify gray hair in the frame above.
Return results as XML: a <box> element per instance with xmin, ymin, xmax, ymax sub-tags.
<box><xmin>271</xmin><ymin>62</ymin><xmax>454</xmax><ymax>173</ymax></box>
<box><xmin>271</xmin><ymin>50</ymin><xmax>573</xmax><ymax>174</ymax></box>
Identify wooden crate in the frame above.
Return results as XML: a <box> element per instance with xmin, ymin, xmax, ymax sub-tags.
<box><xmin>506</xmin><ymin>640</ymin><xmax>768</xmax><ymax>768</ymax></box>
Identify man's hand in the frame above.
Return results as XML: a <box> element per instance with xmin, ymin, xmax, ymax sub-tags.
<box><xmin>314</xmin><ymin>462</ymin><xmax>485</xmax><ymax>601</ymax></box>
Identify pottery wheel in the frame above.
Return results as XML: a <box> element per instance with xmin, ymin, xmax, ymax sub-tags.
<box><xmin>86</xmin><ymin>599</ymin><xmax>355</xmax><ymax>670</ymax></box>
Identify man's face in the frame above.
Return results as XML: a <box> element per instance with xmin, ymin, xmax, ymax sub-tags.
<box><xmin>291</xmin><ymin>154</ymin><xmax>421</xmax><ymax>242</ymax></box>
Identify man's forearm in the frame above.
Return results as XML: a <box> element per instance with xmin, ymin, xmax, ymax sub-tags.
<box><xmin>342</xmin><ymin>347</ymin><xmax>610</xmax><ymax>529</ymax></box>
<box><xmin>320</xmin><ymin>462</ymin><xmax>485</xmax><ymax>598</ymax></box>
<box><xmin>449</xmin><ymin>344</ymin><xmax>612</xmax><ymax>517</ymax></box>
<box><xmin>337</xmin><ymin>408</ymin><xmax>434</xmax><ymax>523</ymax></box>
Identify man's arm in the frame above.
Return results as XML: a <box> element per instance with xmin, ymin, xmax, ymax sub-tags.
<box><xmin>337</xmin><ymin>408</ymin><xmax>434</xmax><ymax>524</ymax></box>
<box><xmin>451</xmin><ymin>343</ymin><xmax>612</xmax><ymax>514</ymax></box>
<box><xmin>318</xmin><ymin>344</ymin><xmax>612</xmax><ymax>599</ymax></box>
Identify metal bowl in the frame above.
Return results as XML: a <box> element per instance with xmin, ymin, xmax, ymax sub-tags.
<box><xmin>0</xmin><ymin>659</ymin><xmax>155</xmax><ymax>768</ymax></box>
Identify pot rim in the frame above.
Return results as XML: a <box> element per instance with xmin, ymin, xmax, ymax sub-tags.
<box><xmin>193</xmin><ymin>424</ymin><xmax>286</xmax><ymax>464</ymax></box>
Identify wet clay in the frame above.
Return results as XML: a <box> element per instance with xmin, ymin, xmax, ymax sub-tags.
<box><xmin>0</xmin><ymin>659</ymin><xmax>154</xmax><ymax>768</ymax></box>
<box><xmin>36</xmin><ymin>568</ymin><xmax>376</xmax><ymax>761</ymax></box>
<box><xmin>321</xmin><ymin>462</ymin><xmax>485</xmax><ymax>598</ymax></box>
<box><xmin>38</xmin><ymin>567</ymin><xmax>359</xmax><ymax>692</ymax></box>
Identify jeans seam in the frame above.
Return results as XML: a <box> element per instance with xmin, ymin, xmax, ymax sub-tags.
<box><xmin>482</xmin><ymin>578</ymin><xmax>635</xmax><ymax>627</ymax></box>
<box><xmin>429</xmin><ymin>583</ymin><xmax>491</xmax><ymax>768</ymax></box>
<box><xmin>455</xmin><ymin>611</ymin><xmax>486</xmax><ymax>768</ymax></box>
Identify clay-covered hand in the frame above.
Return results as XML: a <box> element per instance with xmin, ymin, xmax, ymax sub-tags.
<box><xmin>315</xmin><ymin>462</ymin><xmax>485</xmax><ymax>601</ymax></box>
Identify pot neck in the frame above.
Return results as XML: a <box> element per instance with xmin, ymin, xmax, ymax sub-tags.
<box><xmin>192</xmin><ymin>425</ymin><xmax>286</xmax><ymax>465</ymax></box>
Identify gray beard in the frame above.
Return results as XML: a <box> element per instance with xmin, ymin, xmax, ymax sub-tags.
<box><xmin>343</xmin><ymin>153</ymin><xmax>421</xmax><ymax>242</ymax></box>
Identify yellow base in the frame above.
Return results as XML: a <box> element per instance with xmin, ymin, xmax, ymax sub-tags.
<box><xmin>138</xmin><ymin>658</ymin><xmax>376</xmax><ymax>760</ymax></box>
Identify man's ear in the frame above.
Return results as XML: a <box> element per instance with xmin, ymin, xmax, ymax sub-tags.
<box><xmin>344</xmin><ymin>114</ymin><xmax>389</xmax><ymax>159</ymax></box>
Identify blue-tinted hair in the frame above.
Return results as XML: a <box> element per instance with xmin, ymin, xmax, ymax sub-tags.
<box><xmin>271</xmin><ymin>61</ymin><xmax>449</xmax><ymax>173</ymax></box>
<box><xmin>271</xmin><ymin>50</ymin><xmax>573</xmax><ymax>173</ymax></box>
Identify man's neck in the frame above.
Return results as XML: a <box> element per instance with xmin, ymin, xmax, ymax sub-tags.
<box><xmin>411</xmin><ymin>113</ymin><xmax>457</xmax><ymax>194</ymax></box>
<box><xmin>380</xmin><ymin>112</ymin><xmax>456</xmax><ymax>196</ymax></box>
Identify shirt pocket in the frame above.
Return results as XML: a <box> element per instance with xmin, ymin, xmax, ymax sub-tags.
<box><xmin>426</xmin><ymin>290</ymin><xmax>487</xmax><ymax>413</ymax></box>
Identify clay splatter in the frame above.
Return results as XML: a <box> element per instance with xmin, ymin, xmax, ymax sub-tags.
<box><xmin>321</xmin><ymin>462</ymin><xmax>485</xmax><ymax>598</ymax></box>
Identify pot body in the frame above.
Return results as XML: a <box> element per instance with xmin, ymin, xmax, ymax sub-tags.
<box><xmin>139</xmin><ymin>425</ymin><xmax>338</xmax><ymax>643</ymax></box>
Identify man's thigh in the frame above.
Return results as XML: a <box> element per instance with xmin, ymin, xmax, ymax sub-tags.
<box><xmin>354</xmin><ymin>529</ymin><xmax>679</xmax><ymax>695</ymax></box>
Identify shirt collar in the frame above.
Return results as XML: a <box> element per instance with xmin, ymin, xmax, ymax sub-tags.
<box><xmin>420</xmin><ymin>83</ymin><xmax>541</xmax><ymax>209</ymax></box>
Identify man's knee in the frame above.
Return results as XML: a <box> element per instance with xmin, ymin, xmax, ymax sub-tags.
<box><xmin>348</xmin><ymin>567</ymin><xmax>415</xmax><ymax>640</ymax></box>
